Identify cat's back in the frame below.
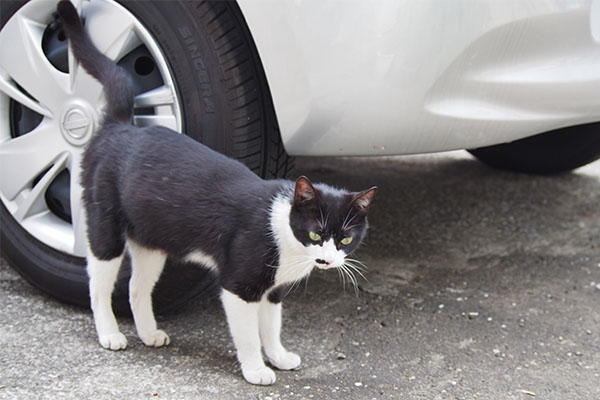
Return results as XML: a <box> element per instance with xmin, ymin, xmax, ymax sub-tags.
<box><xmin>124</xmin><ymin>127</ymin><xmax>263</xmax><ymax>199</ymax></box>
<box><xmin>83</xmin><ymin>122</ymin><xmax>260</xmax><ymax>189</ymax></box>
<box><xmin>130</xmin><ymin>124</ymin><xmax>258</xmax><ymax>182</ymax></box>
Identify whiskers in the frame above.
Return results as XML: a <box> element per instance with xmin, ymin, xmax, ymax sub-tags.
<box><xmin>271</xmin><ymin>255</ymin><xmax>315</xmax><ymax>292</ymax></box>
<box><xmin>270</xmin><ymin>255</ymin><xmax>369</xmax><ymax>297</ymax></box>
<box><xmin>337</xmin><ymin>257</ymin><xmax>368</xmax><ymax>296</ymax></box>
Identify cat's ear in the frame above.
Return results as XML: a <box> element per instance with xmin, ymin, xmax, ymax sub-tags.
<box><xmin>294</xmin><ymin>176</ymin><xmax>319</xmax><ymax>205</ymax></box>
<box><xmin>351</xmin><ymin>186</ymin><xmax>377</xmax><ymax>212</ymax></box>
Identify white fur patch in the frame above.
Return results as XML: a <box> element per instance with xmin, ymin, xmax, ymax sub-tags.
<box><xmin>220</xmin><ymin>289</ymin><xmax>301</xmax><ymax>385</ymax></box>
<box><xmin>87</xmin><ymin>240</ymin><xmax>172</xmax><ymax>351</ymax></box>
<box><xmin>183</xmin><ymin>250</ymin><xmax>218</xmax><ymax>270</ymax></box>
<box><xmin>259</xmin><ymin>297</ymin><xmax>301</xmax><ymax>371</ymax></box>
<box><xmin>221</xmin><ymin>289</ymin><xmax>276</xmax><ymax>385</ymax></box>
<box><xmin>270</xmin><ymin>196</ymin><xmax>314</xmax><ymax>287</ymax></box>
<box><xmin>87</xmin><ymin>248</ymin><xmax>127</xmax><ymax>350</ymax></box>
<box><xmin>269</xmin><ymin>195</ymin><xmax>347</xmax><ymax>286</ymax></box>
<box><xmin>305</xmin><ymin>239</ymin><xmax>347</xmax><ymax>270</ymax></box>
<box><xmin>127</xmin><ymin>240</ymin><xmax>170</xmax><ymax>347</ymax></box>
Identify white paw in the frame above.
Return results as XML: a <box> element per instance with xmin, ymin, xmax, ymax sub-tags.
<box><xmin>242</xmin><ymin>366</ymin><xmax>277</xmax><ymax>385</ymax></box>
<box><xmin>99</xmin><ymin>332</ymin><xmax>127</xmax><ymax>351</ymax></box>
<box><xmin>268</xmin><ymin>351</ymin><xmax>301</xmax><ymax>371</ymax></box>
<box><xmin>140</xmin><ymin>330</ymin><xmax>170</xmax><ymax>347</ymax></box>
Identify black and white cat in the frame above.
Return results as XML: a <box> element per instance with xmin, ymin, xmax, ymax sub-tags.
<box><xmin>57</xmin><ymin>0</ymin><xmax>376</xmax><ymax>385</ymax></box>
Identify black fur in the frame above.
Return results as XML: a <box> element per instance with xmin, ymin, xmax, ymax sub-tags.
<box><xmin>290</xmin><ymin>181</ymin><xmax>374</xmax><ymax>254</ymax></box>
<box><xmin>57</xmin><ymin>0</ymin><xmax>376</xmax><ymax>304</ymax></box>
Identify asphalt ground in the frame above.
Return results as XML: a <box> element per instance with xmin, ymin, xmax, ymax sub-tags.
<box><xmin>1</xmin><ymin>152</ymin><xmax>599</xmax><ymax>399</ymax></box>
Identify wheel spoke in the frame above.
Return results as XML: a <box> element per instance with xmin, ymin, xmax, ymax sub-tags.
<box><xmin>69</xmin><ymin>153</ymin><xmax>87</xmax><ymax>257</ymax></box>
<box><xmin>13</xmin><ymin>152</ymin><xmax>69</xmax><ymax>222</ymax></box>
<box><xmin>134</xmin><ymin>86</ymin><xmax>181</xmax><ymax>132</ymax></box>
<box><xmin>134</xmin><ymin>86</ymin><xmax>176</xmax><ymax>108</ymax></box>
<box><xmin>0</xmin><ymin>69</ymin><xmax>52</xmax><ymax>118</ymax></box>
<box><xmin>0</xmin><ymin>6</ymin><xmax>69</xmax><ymax>115</ymax></box>
<box><xmin>0</xmin><ymin>122</ymin><xmax>65</xmax><ymax>201</ymax></box>
<box><xmin>70</xmin><ymin>56</ymin><xmax>105</xmax><ymax>106</ymax></box>
<box><xmin>134</xmin><ymin>114</ymin><xmax>178</xmax><ymax>130</ymax></box>
<box><xmin>84</xmin><ymin>0</ymin><xmax>142</xmax><ymax>61</ymax></box>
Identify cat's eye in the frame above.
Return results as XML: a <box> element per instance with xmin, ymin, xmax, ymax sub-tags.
<box><xmin>340</xmin><ymin>236</ymin><xmax>353</xmax><ymax>245</ymax></box>
<box><xmin>308</xmin><ymin>231</ymin><xmax>321</xmax><ymax>242</ymax></box>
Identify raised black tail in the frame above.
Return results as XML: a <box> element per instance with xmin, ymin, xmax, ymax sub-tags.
<box><xmin>57</xmin><ymin>0</ymin><xmax>134</xmax><ymax>125</ymax></box>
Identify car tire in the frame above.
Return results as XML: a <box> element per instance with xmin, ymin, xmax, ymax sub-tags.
<box><xmin>0</xmin><ymin>0</ymin><xmax>293</xmax><ymax>314</ymax></box>
<box><xmin>468</xmin><ymin>123</ymin><xmax>600</xmax><ymax>174</ymax></box>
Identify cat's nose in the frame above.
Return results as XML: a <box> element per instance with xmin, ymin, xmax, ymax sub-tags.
<box><xmin>315</xmin><ymin>258</ymin><xmax>332</xmax><ymax>265</ymax></box>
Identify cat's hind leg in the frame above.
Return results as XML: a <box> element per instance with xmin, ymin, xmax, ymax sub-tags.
<box><xmin>88</xmin><ymin>250</ymin><xmax>127</xmax><ymax>350</ymax></box>
<box><xmin>127</xmin><ymin>240</ymin><xmax>170</xmax><ymax>347</ymax></box>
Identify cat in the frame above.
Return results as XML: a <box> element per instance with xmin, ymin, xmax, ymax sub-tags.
<box><xmin>57</xmin><ymin>0</ymin><xmax>376</xmax><ymax>385</ymax></box>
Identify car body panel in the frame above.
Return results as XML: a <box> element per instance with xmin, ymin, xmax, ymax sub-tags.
<box><xmin>238</xmin><ymin>0</ymin><xmax>600</xmax><ymax>156</ymax></box>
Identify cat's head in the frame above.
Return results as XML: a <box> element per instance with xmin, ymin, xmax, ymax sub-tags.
<box><xmin>289</xmin><ymin>176</ymin><xmax>377</xmax><ymax>270</ymax></box>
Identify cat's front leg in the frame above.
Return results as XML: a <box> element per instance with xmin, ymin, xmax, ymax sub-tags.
<box><xmin>221</xmin><ymin>289</ymin><xmax>276</xmax><ymax>385</ymax></box>
<box><xmin>259</xmin><ymin>296</ymin><xmax>301</xmax><ymax>371</ymax></box>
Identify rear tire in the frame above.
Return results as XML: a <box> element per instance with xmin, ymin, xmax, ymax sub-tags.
<box><xmin>468</xmin><ymin>123</ymin><xmax>600</xmax><ymax>174</ymax></box>
<box><xmin>0</xmin><ymin>0</ymin><xmax>292</xmax><ymax>314</ymax></box>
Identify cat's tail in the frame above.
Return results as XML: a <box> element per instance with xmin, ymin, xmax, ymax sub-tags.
<box><xmin>57</xmin><ymin>0</ymin><xmax>134</xmax><ymax>125</ymax></box>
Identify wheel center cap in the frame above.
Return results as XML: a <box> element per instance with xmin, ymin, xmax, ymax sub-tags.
<box><xmin>60</xmin><ymin>101</ymin><xmax>96</xmax><ymax>146</ymax></box>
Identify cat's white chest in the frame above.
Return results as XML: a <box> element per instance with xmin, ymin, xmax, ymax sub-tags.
<box><xmin>273</xmin><ymin>251</ymin><xmax>315</xmax><ymax>287</ymax></box>
<box><xmin>270</xmin><ymin>196</ymin><xmax>315</xmax><ymax>287</ymax></box>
